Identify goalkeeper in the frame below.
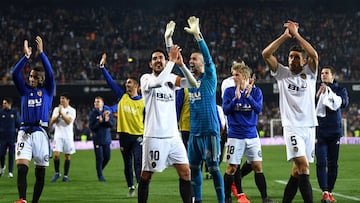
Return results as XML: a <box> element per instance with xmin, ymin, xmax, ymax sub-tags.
<box><xmin>165</xmin><ymin>16</ymin><xmax>224</xmax><ymax>203</ymax></box>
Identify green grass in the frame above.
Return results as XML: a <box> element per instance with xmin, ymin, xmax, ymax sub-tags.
<box><xmin>1</xmin><ymin>145</ymin><xmax>360</xmax><ymax>202</ymax></box>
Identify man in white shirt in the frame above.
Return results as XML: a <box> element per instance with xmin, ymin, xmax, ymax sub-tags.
<box><xmin>138</xmin><ymin>45</ymin><xmax>197</xmax><ymax>203</ymax></box>
<box><xmin>49</xmin><ymin>92</ymin><xmax>76</xmax><ymax>182</ymax></box>
<box><xmin>262</xmin><ymin>20</ymin><xmax>319</xmax><ymax>203</ymax></box>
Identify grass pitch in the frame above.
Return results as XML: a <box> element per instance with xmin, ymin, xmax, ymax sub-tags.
<box><xmin>1</xmin><ymin>145</ymin><xmax>359</xmax><ymax>202</ymax></box>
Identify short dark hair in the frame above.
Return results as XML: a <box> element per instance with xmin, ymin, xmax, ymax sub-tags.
<box><xmin>32</xmin><ymin>66</ymin><xmax>45</xmax><ymax>73</ymax></box>
<box><xmin>31</xmin><ymin>66</ymin><xmax>45</xmax><ymax>85</ymax></box>
<box><xmin>3</xmin><ymin>97</ymin><xmax>12</xmax><ymax>105</ymax></box>
<box><xmin>128</xmin><ymin>76</ymin><xmax>139</xmax><ymax>85</ymax></box>
<box><xmin>289</xmin><ymin>45</ymin><xmax>307</xmax><ymax>58</ymax></box>
<box><xmin>60</xmin><ymin>92</ymin><xmax>70</xmax><ymax>100</ymax></box>
<box><xmin>322</xmin><ymin>66</ymin><xmax>336</xmax><ymax>75</ymax></box>
<box><xmin>149</xmin><ymin>49</ymin><xmax>167</xmax><ymax>62</ymax></box>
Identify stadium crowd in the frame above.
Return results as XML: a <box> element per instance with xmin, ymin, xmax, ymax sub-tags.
<box><xmin>1</xmin><ymin>1</ymin><xmax>359</xmax><ymax>138</ymax></box>
<box><xmin>1</xmin><ymin>1</ymin><xmax>360</xmax><ymax>83</ymax></box>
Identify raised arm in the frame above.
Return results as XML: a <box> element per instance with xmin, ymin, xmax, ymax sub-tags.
<box><xmin>143</xmin><ymin>46</ymin><xmax>180</xmax><ymax>91</ymax></box>
<box><xmin>285</xmin><ymin>20</ymin><xmax>319</xmax><ymax>73</ymax></box>
<box><xmin>185</xmin><ymin>16</ymin><xmax>215</xmax><ymax>82</ymax></box>
<box><xmin>184</xmin><ymin>16</ymin><xmax>213</xmax><ymax>65</ymax></box>
<box><xmin>37</xmin><ymin>36</ymin><xmax>55</xmax><ymax>95</ymax></box>
<box><xmin>12</xmin><ymin>40</ymin><xmax>32</xmax><ymax>94</ymax></box>
<box><xmin>262</xmin><ymin>27</ymin><xmax>292</xmax><ymax>73</ymax></box>
<box><xmin>164</xmin><ymin>20</ymin><xmax>175</xmax><ymax>51</ymax></box>
<box><xmin>99</xmin><ymin>53</ymin><xmax>125</xmax><ymax>98</ymax></box>
<box><xmin>173</xmin><ymin>47</ymin><xmax>197</xmax><ymax>88</ymax></box>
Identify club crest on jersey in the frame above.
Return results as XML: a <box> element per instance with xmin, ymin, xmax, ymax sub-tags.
<box><xmin>37</xmin><ymin>90</ymin><xmax>43</xmax><ymax>97</ymax></box>
<box><xmin>189</xmin><ymin>92</ymin><xmax>201</xmax><ymax>102</ymax></box>
<box><xmin>300</xmin><ymin>73</ymin><xmax>306</xmax><ymax>80</ymax></box>
<box><xmin>44</xmin><ymin>154</ymin><xmax>49</xmax><ymax>162</ymax></box>
<box><xmin>293</xmin><ymin>146</ymin><xmax>298</xmax><ymax>152</ymax></box>
<box><xmin>151</xmin><ymin>162</ymin><xmax>157</xmax><ymax>168</ymax></box>
<box><xmin>311</xmin><ymin>150</ymin><xmax>315</xmax><ymax>158</ymax></box>
<box><xmin>11</xmin><ymin>114</ymin><xmax>15</xmax><ymax>118</ymax></box>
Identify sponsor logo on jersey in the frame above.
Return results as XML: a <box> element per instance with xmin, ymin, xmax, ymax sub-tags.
<box><xmin>155</xmin><ymin>92</ymin><xmax>173</xmax><ymax>102</ymax></box>
<box><xmin>234</xmin><ymin>103</ymin><xmax>252</xmax><ymax>111</ymax></box>
<box><xmin>189</xmin><ymin>92</ymin><xmax>201</xmax><ymax>102</ymax></box>
<box><xmin>311</xmin><ymin>150</ymin><xmax>315</xmax><ymax>158</ymax></box>
<box><xmin>28</xmin><ymin>98</ymin><xmax>43</xmax><ymax>107</ymax></box>
<box><xmin>123</xmin><ymin>105</ymin><xmax>138</xmax><ymax>114</ymax></box>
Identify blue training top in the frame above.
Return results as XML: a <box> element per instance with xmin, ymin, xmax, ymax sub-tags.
<box><xmin>222</xmin><ymin>86</ymin><xmax>263</xmax><ymax>139</ymax></box>
<box><xmin>0</xmin><ymin>108</ymin><xmax>20</xmax><ymax>141</ymax></box>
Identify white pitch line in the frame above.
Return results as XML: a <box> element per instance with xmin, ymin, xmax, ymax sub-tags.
<box><xmin>275</xmin><ymin>180</ymin><xmax>360</xmax><ymax>202</ymax></box>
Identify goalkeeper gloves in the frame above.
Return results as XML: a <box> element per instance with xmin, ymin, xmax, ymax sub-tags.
<box><xmin>164</xmin><ymin>20</ymin><xmax>176</xmax><ymax>48</ymax></box>
<box><xmin>184</xmin><ymin>16</ymin><xmax>203</xmax><ymax>41</ymax></box>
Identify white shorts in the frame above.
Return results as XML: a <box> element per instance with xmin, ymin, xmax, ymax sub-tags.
<box><xmin>53</xmin><ymin>136</ymin><xmax>76</xmax><ymax>154</ymax></box>
<box><xmin>283</xmin><ymin>126</ymin><xmax>315</xmax><ymax>163</ymax></box>
<box><xmin>225</xmin><ymin>137</ymin><xmax>262</xmax><ymax>165</ymax></box>
<box><xmin>142</xmin><ymin>136</ymin><xmax>188</xmax><ymax>172</ymax></box>
<box><xmin>16</xmin><ymin>130</ymin><xmax>50</xmax><ymax>166</ymax></box>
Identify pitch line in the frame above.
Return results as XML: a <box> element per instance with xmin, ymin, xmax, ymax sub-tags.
<box><xmin>275</xmin><ymin>180</ymin><xmax>360</xmax><ymax>202</ymax></box>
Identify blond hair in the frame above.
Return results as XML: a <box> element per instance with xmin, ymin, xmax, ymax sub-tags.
<box><xmin>231</xmin><ymin>62</ymin><xmax>252</xmax><ymax>79</ymax></box>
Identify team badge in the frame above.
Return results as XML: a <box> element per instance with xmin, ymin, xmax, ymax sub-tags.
<box><xmin>37</xmin><ymin>90</ymin><xmax>43</xmax><ymax>97</ymax></box>
<box><xmin>227</xmin><ymin>155</ymin><xmax>230</xmax><ymax>160</ymax></box>
<box><xmin>137</xmin><ymin>137</ymin><xmax>143</xmax><ymax>143</ymax></box>
<box><xmin>151</xmin><ymin>162</ymin><xmax>157</xmax><ymax>168</ymax></box>
<box><xmin>11</xmin><ymin>114</ymin><xmax>14</xmax><ymax>118</ymax></box>
<box><xmin>95</xmin><ymin>145</ymin><xmax>99</xmax><ymax>148</ymax></box>
<box><xmin>44</xmin><ymin>155</ymin><xmax>49</xmax><ymax>162</ymax></box>
<box><xmin>300</xmin><ymin>73</ymin><xmax>306</xmax><ymax>80</ymax></box>
<box><xmin>293</xmin><ymin>146</ymin><xmax>298</xmax><ymax>152</ymax></box>
<box><xmin>258</xmin><ymin>150</ymin><xmax>262</xmax><ymax>158</ymax></box>
<box><xmin>206</xmin><ymin>150</ymin><xmax>211</xmax><ymax>158</ymax></box>
<box><xmin>17</xmin><ymin>151</ymin><xmax>21</xmax><ymax>156</ymax></box>
<box><xmin>311</xmin><ymin>150</ymin><xmax>315</xmax><ymax>158</ymax></box>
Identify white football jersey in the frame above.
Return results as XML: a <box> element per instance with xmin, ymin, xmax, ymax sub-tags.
<box><xmin>141</xmin><ymin>72</ymin><xmax>179</xmax><ymax>138</ymax></box>
<box><xmin>221</xmin><ymin>76</ymin><xmax>235</xmax><ymax>98</ymax></box>
<box><xmin>271</xmin><ymin>63</ymin><xmax>318</xmax><ymax>127</ymax></box>
<box><xmin>51</xmin><ymin>106</ymin><xmax>76</xmax><ymax>139</ymax></box>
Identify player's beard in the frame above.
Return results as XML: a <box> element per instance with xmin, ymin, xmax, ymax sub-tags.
<box><xmin>153</xmin><ymin>69</ymin><xmax>162</xmax><ymax>75</ymax></box>
<box><xmin>290</xmin><ymin>63</ymin><xmax>303</xmax><ymax>75</ymax></box>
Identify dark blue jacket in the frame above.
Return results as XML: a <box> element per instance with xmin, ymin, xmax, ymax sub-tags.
<box><xmin>89</xmin><ymin>105</ymin><xmax>114</xmax><ymax>145</ymax></box>
<box><xmin>0</xmin><ymin>108</ymin><xmax>21</xmax><ymax>142</ymax></box>
<box><xmin>316</xmin><ymin>81</ymin><xmax>349</xmax><ymax>139</ymax></box>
